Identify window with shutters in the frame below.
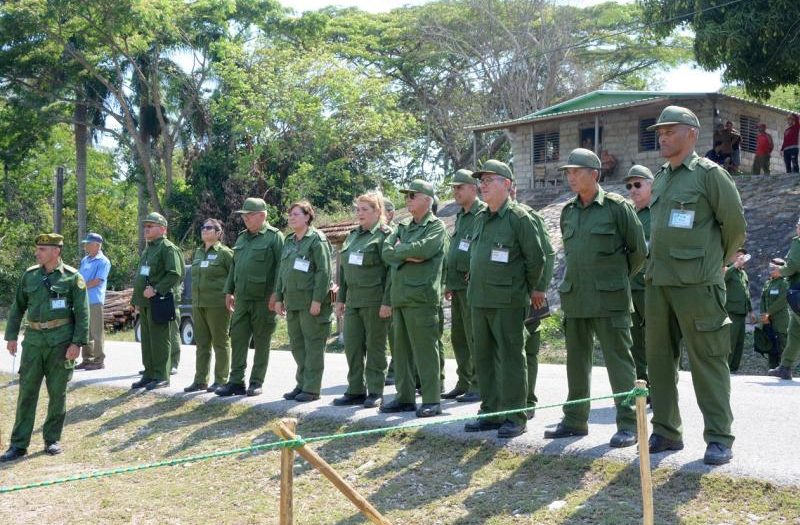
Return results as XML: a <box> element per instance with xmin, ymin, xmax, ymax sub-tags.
<box><xmin>740</xmin><ymin>115</ymin><xmax>759</xmax><ymax>153</ymax></box>
<box><xmin>639</xmin><ymin>118</ymin><xmax>658</xmax><ymax>151</ymax></box>
<box><xmin>532</xmin><ymin>131</ymin><xmax>560</xmax><ymax>163</ymax></box>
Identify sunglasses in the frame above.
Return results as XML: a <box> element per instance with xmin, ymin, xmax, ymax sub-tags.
<box><xmin>405</xmin><ymin>192</ymin><xmax>417</xmax><ymax>200</ymax></box>
<box><xmin>201</xmin><ymin>225</ymin><xmax>219</xmax><ymax>231</ymax></box>
<box><xmin>625</xmin><ymin>182</ymin><xmax>643</xmax><ymax>190</ymax></box>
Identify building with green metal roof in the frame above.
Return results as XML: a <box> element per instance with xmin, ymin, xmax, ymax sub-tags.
<box><xmin>467</xmin><ymin>90</ymin><xmax>796</xmax><ymax>187</ymax></box>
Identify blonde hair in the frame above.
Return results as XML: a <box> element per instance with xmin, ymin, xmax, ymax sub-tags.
<box><xmin>355</xmin><ymin>193</ymin><xmax>386</xmax><ymax>225</ymax></box>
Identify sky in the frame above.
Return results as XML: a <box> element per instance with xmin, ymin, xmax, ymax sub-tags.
<box><xmin>278</xmin><ymin>0</ymin><xmax>724</xmax><ymax>92</ymax></box>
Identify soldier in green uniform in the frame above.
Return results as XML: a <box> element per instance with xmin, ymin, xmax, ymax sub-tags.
<box><xmin>464</xmin><ymin>160</ymin><xmax>545</xmax><ymax>438</ymax></box>
<box><xmin>1</xmin><ymin>233</ymin><xmax>89</xmax><ymax>461</ymax></box>
<box><xmin>725</xmin><ymin>249</ymin><xmax>755</xmax><ymax>372</ymax></box>
<box><xmin>645</xmin><ymin>106</ymin><xmax>746</xmax><ymax>466</ymax></box>
<box><xmin>383</xmin><ymin>198</ymin><xmax>398</xmax><ymax>387</ymax></box>
<box><xmin>510</xmin><ymin>181</ymin><xmax>555</xmax><ymax>417</ymax></box>
<box><xmin>544</xmin><ymin>149</ymin><xmax>646</xmax><ymax>448</ymax></box>
<box><xmin>444</xmin><ymin>169</ymin><xmax>485</xmax><ymax>403</ymax></box>
<box><xmin>624</xmin><ymin>165</ymin><xmax>654</xmax><ymax>383</ymax></box>
<box><xmin>216</xmin><ymin>198</ymin><xmax>283</xmax><ymax>397</ymax></box>
<box><xmin>380</xmin><ymin>179</ymin><xmax>447</xmax><ymax>417</ymax></box>
<box><xmin>131</xmin><ymin>212</ymin><xmax>184</xmax><ymax>391</ymax></box>
<box><xmin>769</xmin><ymin>218</ymin><xmax>800</xmax><ymax>380</ymax></box>
<box><xmin>169</xmin><ymin>263</ymin><xmax>185</xmax><ymax>375</ymax></box>
<box><xmin>275</xmin><ymin>200</ymin><xmax>333</xmax><ymax>403</ymax></box>
<box><xmin>760</xmin><ymin>258</ymin><xmax>790</xmax><ymax>370</ymax></box>
<box><xmin>184</xmin><ymin>218</ymin><xmax>234</xmax><ymax>393</ymax></box>
<box><xmin>334</xmin><ymin>193</ymin><xmax>392</xmax><ymax>408</ymax></box>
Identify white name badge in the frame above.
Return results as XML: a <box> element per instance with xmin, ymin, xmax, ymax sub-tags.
<box><xmin>770</xmin><ymin>289</ymin><xmax>779</xmax><ymax>295</ymax></box>
<box><xmin>139</xmin><ymin>265</ymin><xmax>151</xmax><ymax>276</ymax></box>
<box><xmin>458</xmin><ymin>239</ymin><xmax>471</xmax><ymax>252</ymax></box>
<box><xmin>491</xmin><ymin>247</ymin><xmax>509</xmax><ymax>263</ymax></box>
<box><xmin>207</xmin><ymin>254</ymin><xmax>218</xmax><ymax>261</ymax></box>
<box><xmin>200</xmin><ymin>260</ymin><xmax>210</xmax><ymax>268</ymax></box>
<box><xmin>348</xmin><ymin>252</ymin><xmax>364</xmax><ymax>266</ymax></box>
<box><xmin>668</xmin><ymin>209</ymin><xmax>695</xmax><ymax>229</ymax></box>
<box><xmin>294</xmin><ymin>258</ymin><xmax>311</xmax><ymax>272</ymax></box>
<box><xmin>51</xmin><ymin>299</ymin><xmax>66</xmax><ymax>309</ymax></box>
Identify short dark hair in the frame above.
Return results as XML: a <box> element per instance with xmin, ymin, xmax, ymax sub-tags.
<box><xmin>289</xmin><ymin>200</ymin><xmax>315</xmax><ymax>225</ymax></box>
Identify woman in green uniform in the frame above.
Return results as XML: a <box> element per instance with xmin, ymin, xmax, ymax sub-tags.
<box><xmin>275</xmin><ymin>201</ymin><xmax>333</xmax><ymax>402</ymax></box>
<box><xmin>334</xmin><ymin>194</ymin><xmax>393</xmax><ymax>408</ymax></box>
<box><xmin>184</xmin><ymin>218</ymin><xmax>234</xmax><ymax>393</ymax></box>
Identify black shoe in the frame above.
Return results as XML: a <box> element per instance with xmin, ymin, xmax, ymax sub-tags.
<box><xmin>246</xmin><ymin>384</ymin><xmax>263</xmax><ymax>397</ymax></box>
<box><xmin>0</xmin><ymin>446</ymin><xmax>27</xmax><ymax>462</ymax></box>
<box><xmin>498</xmin><ymin>421</ymin><xmax>526</xmax><ymax>438</ymax></box>
<box><xmin>416</xmin><ymin>403</ymin><xmax>441</xmax><ymax>417</ymax></box>
<box><xmin>74</xmin><ymin>361</ymin><xmax>89</xmax><ymax>370</ymax></box>
<box><xmin>441</xmin><ymin>387</ymin><xmax>466</xmax><ymax>400</ymax></box>
<box><xmin>206</xmin><ymin>382</ymin><xmax>222</xmax><ymax>393</ymax></box>
<box><xmin>333</xmin><ymin>393</ymin><xmax>367</xmax><ymax>406</ymax></box>
<box><xmin>294</xmin><ymin>392</ymin><xmax>320</xmax><ymax>402</ymax></box>
<box><xmin>283</xmin><ymin>387</ymin><xmax>302</xmax><ymax>400</ymax></box>
<box><xmin>363</xmin><ymin>394</ymin><xmax>383</xmax><ymax>409</ymax></box>
<box><xmin>464</xmin><ymin>419</ymin><xmax>503</xmax><ymax>432</ymax></box>
<box><xmin>82</xmin><ymin>362</ymin><xmax>105</xmax><ymax>371</ymax></box>
<box><xmin>170</xmin><ymin>367</ymin><xmax>179</xmax><ymax>376</ymax></box>
<box><xmin>44</xmin><ymin>441</ymin><xmax>62</xmax><ymax>455</ymax></box>
<box><xmin>455</xmin><ymin>391</ymin><xmax>481</xmax><ymax>403</ymax></box>
<box><xmin>384</xmin><ymin>375</ymin><xmax>395</xmax><ymax>386</ymax></box>
<box><xmin>525</xmin><ymin>408</ymin><xmax>535</xmax><ymax>420</ymax></box>
<box><xmin>768</xmin><ymin>365</ymin><xmax>793</xmax><ymax>380</ymax></box>
<box><xmin>183</xmin><ymin>382</ymin><xmax>208</xmax><ymax>393</ymax></box>
<box><xmin>544</xmin><ymin>422</ymin><xmax>588</xmax><ymax>439</ymax></box>
<box><xmin>145</xmin><ymin>379</ymin><xmax>169</xmax><ymax>390</ymax></box>
<box><xmin>215</xmin><ymin>383</ymin><xmax>246</xmax><ymax>397</ymax></box>
<box><xmin>131</xmin><ymin>377</ymin><xmax>151</xmax><ymax>389</ymax></box>
<box><xmin>379</xmin><ymin>399</ymin><xmax>417</xmax><ymax>413</ymax></box>
<box><xmin>648</xmin><ymin>433</ymin><xmax>684</xmax><ymax>453</ymax></box>
<box><xmin>703</xmin><ymin>442</ymin><xmax>732</xmax><ymax>465</ymax></box>
<box><xmin>138</xmin><ymin>369</ymin><xmax>144</xmax><ymax>375</ymax></box>
<box><xmin>609</xmin><ymin>430</ymin><xmax>638</xmax><ymax>448</ymax></box>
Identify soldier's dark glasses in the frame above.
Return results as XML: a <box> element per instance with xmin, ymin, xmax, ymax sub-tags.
<box><xmin>405</xmin><ymin>192</ymin><xmax>417</xmax><ymax>200</ymax></box>
<box><xmin>625</xmin><ymin>182</ymin><xmax>643</xmax><ymax>190</ymax></box>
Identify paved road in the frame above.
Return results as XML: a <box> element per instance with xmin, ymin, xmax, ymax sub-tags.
<box><xmin>2</xmin><ymin>341</ymin><xmax>797</xmax><ymax>485</ymax></box>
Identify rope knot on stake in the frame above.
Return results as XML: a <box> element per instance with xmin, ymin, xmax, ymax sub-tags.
<box><xmin>287</xmin><ymin>436</ymin><xmax>306</xmax><ymax>449</ymax></box>
<box><xmin>621</xmin><ymin>386</ymin><xmax>650</xmax><ymax>407</ymax></box>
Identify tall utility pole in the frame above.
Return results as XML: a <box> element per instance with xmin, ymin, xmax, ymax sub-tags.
<box><xmin>53</xmin><ymin>166</ymin><xmax>65</xmax><ymax>233</ymax></box>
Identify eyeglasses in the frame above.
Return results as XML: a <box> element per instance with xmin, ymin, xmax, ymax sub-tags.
<box><xmin>404</xmin><ymin>192</ymin><xmax>417</xmax><ymax>200</ymax></box>
<box><xmin>625</xmin><ymin>182</ymin><xmax>643</xmax><ymax>190</ymax></box>
<box><xmin>201</xmin><ymin>225</ymin><xmax>218</xmax><ymax>231</ymax></box>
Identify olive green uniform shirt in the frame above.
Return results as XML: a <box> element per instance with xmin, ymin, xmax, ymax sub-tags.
<box><xmin>191</xmin><ymin>241</ymin><xmax>234</xmax><ymax>308</ymax></box>
<box><xmin>339</xmin><ymin>222</ymin><xmax>392</xmax><ymax>308</ymax></box>
<box><xmin>5</xmin><ymin>261</ymin><xmax>90</xmax><ymax>346</ymax></box>
<box><xmin>762</xmin><ymin>277</ymin><xmax>789</xmax><ymax>334</ymax></box>
<box><xmin>780</xmin><ymin>237</ymin><xmax>800</xmax><ymax>287</ymax></box>
<box><xmin>224</xmin><ymin>223</ymin><xmax>284</xmax><ymax>301</ymax></box>
<box><xmin>275</xmin><ymin>226</ymin><xmax>333</xmax><ymax>310</ymax></box>
<box><xmin>382</xmin><ymin>211</ymin><xmax>446</xmax><ymax>307</ymax></box>
<box><xmin>647</xmin><ymin>152</ymin><xmax>746</xmax><ymax>286</ymax></box>
<box><xmin>446</xmin><ymin>199</ymin><xmax>486</xmax><ymax>291</ymax></box>
<box><xmin>516</xmin><ymin>201</ymin><xmax>555</xmax><ymax>293</ymax></box>
<box><xmin>724</xmin><ymin>266</ymin><xmax>752</xmax><ymax>315</ymax></box>
<box><xmin>559</xmin><ymin>188</ymin><xmax>647</xmax><ymax>318</ymax></box>
<box><xmin>467</xmin><ymin>198</ymin><xmax>545</xmax><ymax>308</ymax></box>
<box><xmin>131</xmin><ymin>236</ymin><xmax>184</xmax><ymax>306</ymax></box>
<box><xmin>630</xmin><ymin>206</ymin><xmax>651</xmax><ymax>291</ymax></box>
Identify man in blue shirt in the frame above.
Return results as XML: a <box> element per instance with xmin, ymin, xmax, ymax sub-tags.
<box><xmin>77</xmin><ymin>233</ymin><xmax>111</xmax><ymax>370</ymax></box>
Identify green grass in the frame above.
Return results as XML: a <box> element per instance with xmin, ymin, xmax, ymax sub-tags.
<box><xmin>0</xmin><ymin>375</ymin><xmax>798</xmax><ymax>524</ymax></box>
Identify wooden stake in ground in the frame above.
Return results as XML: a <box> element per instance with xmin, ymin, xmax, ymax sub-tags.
<box><xmin>273</xmin><ymin>420</ymin><xmax>391</xmax><ymax>525</ymax></box>
<box><xmin>635</xmin><ymin>379</ymin><xmax>654</xmax><ymax>525</ymax></box>
<box><xmin>277</xmin><ymin>418</ymin><xmax>296</xmax><ymax>525</ymax></box>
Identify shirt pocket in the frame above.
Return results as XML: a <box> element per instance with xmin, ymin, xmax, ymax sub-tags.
<box><xmin>594</xmin><ymin>277</ymin><xmax>629</xmax><ymax>312</ymax></box>
<box><xmin>484</xmin><ymin>273</ymin><xmax>512</xmax><ymax>304</ymax></box>
<box><xmin>590</xmin><ymin>223</ymin><xmax>618</xmax><ymax>256</ymax></box>
<box><xmin>668</xmin><ymin>247</ymin><xmax>706</xmax><ymax>285</ymax></box>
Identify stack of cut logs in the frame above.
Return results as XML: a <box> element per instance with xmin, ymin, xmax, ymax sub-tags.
<box><xmin>103</xmin><ymin>289</ymin><xmax>135</xmax><ymax>330</ymax></box>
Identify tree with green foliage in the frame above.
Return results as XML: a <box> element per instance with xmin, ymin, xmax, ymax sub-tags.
<box><xmin>639</xmin><ymin>0</ymin><xmax>800</xmax><ymax>97</ymax></box>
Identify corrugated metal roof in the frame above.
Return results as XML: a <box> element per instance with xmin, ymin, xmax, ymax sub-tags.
<box><xmin>467</xmin><ymin>90</ymin><xmax>797</xmax><ymax>133</ymax></box>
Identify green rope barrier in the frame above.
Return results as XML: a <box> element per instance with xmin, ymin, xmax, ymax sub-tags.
<box><xmin>0</xmin><ymin>386</ymin><xmax>648</xmax><ymax>495</ymax></box>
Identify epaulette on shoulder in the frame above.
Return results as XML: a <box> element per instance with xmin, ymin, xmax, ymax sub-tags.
<box><xmin>264</xmin><ymin>224</ymin><xmax>279</xmax><ymax>232</ymax></box>
<box><xmin>62</xmin><ymin>264</ymin><xmax>79</xmax><ymax>274</ymax></box>
<box><xmin>25</xmin><ymin>264</ymin><xmax>40</xmax><ymax>272</ymax></box>
<box><xmin>696</xmin><ymin>157</ymin><xmax>721</xmax><ymax>170</ymax></box>
<box><xmin>238</xmin><ymin>228</ymin><xmax>248</xmax><ymax>235</ymax></box>
<box><xmin>604</xmin><ymin>192</ymin><xmax>627</xmax><ymax>204</ymax></box>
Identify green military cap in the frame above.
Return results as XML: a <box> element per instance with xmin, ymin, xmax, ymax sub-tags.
<box><xmin>142</xmin><ymin>212</ymin><xmax>168</xmax><ymax>226</ymax></box>
<box><xmin>400</xmin><ymin>179</ymin><xmax>435</xmax><ymax>198</ymax></box>
<box><xmin>450</xmin><ymin>168</ymin><xmax>477</xmax><ymax>186</ymax></box>
<box><xmin>646</xmin><ymin>105</ymin><xmax>700</xmax><ymax>131</ymax></box>
<box><xmin>557</xmin><ymin>148</ymin><xmax>601</xmax><ymax>171</ymax></box>
<box><xmin>234</xmin><ymin>197</ymin><xmax>268</xmax><ymax>214</ymax></box>
<box><xmin>383</xmin><ymin>198</ymin><xmax>395</xmax><ymax>212</ymax></box>
<box><xmin>36</xmin><ymin>233</ymin><xmax>64</xmax><ymax>246</ymax></box>
<box><xmin>472</xmin><ymin>159</ymin><xmax>514</xmax><ymax>181</ymax></box>
<box><xmin>623</xmin><ymin>165</ymin><xmax>654</xmax><ymax>181</ymax></box>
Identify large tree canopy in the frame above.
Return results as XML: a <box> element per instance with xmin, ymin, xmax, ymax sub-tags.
<box><xmin>639</xmin><ymin>0</ymin><xmax>800</xmax><ymax>96</ymax></box>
